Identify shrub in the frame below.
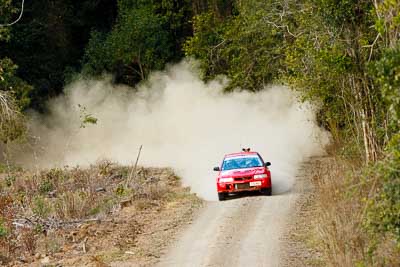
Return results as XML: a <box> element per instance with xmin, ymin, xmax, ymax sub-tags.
<box><xmin>312</xmin><ymin>159</ymin><xmax>368</xmax><ymax>266</ymax></box>
<box><xmin>38</xmin><ymin>179</ymin><xmax>53</xmax><ymax>194</ymax></box>
<box><xmin>20</xmin><ymin>227</ymin><xmax>36</xmax><ymax>255</ymax></box>
<box><xmin>54</xmin><ymin>190</ymin><xmax>97</xmax><ymax>220</ymax></box>
<box><xmin>32</xmin><ymin>196</ymin><xmax>52</xmax><ymax>218</ymax></box>
<box><xmin>0</xmin><ymin>194</ymin><xmax>17</xmax><ymax>259</ymax></box>
<box><xmin>0</xmin><ymin>221</ymin><xmax>8</xmax><ymax>238</ymax></box>
<box><xmin>5</xmin><ymin>175</ymin><xmax>15</xmax><ymax>187</ymax></box>
<box><xmin>362</xmin><ymin>134</ymin><xmax>400</xmax><ymax>265</ymax></box>
<box><xmin>115</xmin><ymin>184</ymin><xmax>131</xmax><ymax>197</ymax></box>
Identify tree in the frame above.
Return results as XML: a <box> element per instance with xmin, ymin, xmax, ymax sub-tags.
<box><xmin>0</xmin><ymin>57</ymin><xmax>32</xmax><ymax>109</ymax></box>
<box><xmin>0</xmin><ymin>90</ymin><xmax>25</xmax><ymax>144</ymax></box>
<box><xmin>0</xmin><ymin>0</ymin><xmax>118</xmax><ymax>110</ymax></box>
<box><xmin>284</xmin><ymin>0</ymin><xmax>388</xmax><ymax>162</ymax></box>
<box><xmin>0</xmin><ymin>0</ymin><xmax>16</xmax><ymax>41</ymax></box>
<box><xmin>84</xmin><ymin>3</ymin><xmax>172</xmax><ymax>83</ymax></box>
<box><xmin>185</xmin><ymin>0</ymin><xmax>286</xmax><ymax>91</ymax></box>
<box><xmin>0</xmin><ymin>0</ymin><xmax>28</xmax><ymax>143</ymax></box>
<box><xmin>83</xmin><ymin>0</ymin><xmax>193</xmax><ymax>85</ymax></box>
<box><xmin>372</xmin><ymin>0</ymin><xmax>400</xmax><ymax>136</ymax></box>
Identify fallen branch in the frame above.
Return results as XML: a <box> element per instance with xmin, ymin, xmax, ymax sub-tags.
<box><xmin>13</xmin><ymin>216</ymin><xmax>112</xmax><ymax>231</ymax></box>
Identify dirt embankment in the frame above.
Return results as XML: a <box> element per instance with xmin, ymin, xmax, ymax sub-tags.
<box><xmin>0</xmin><ymin>163</ymin><xmax>202</xmax><ymax>267</ymax></box>
<box><xmin>59</xmin><ymin>187</ymin><xmax>202</xmax><ymax>267</ymax></box>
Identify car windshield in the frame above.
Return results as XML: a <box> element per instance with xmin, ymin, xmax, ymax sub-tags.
<box><xmin>222</xmin><ymin>156</ymin><xmax>263</xmax><ymax>171</ymax></box>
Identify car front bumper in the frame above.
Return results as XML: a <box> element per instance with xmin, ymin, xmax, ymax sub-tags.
<box><xmin>217</xmin><ymin>178</ymin><xmax>271</xmax><ymax>193</ymax></box>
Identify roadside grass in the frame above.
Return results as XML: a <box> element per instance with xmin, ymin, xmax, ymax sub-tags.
<box><xmin>282</xmin><ymin>160</ymin><xmax>325</xmax><ymax>267</ymax></box>
<box><xmin>311</xmin><ymin>155</ymin><xmax>400</xmax><ymax>267</ymax></box>
<box><xmin>0</xmin><ymin>160</ymin><xmax>197</xmax><ymax>265</ymax></box>
<box><xmin>93</xmin><ymin>249</ymin><xmax>125</xmax><ymax>264</ymax></box>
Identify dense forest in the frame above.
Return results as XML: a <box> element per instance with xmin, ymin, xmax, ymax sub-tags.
<box><xmin>1</xmin><ymin>0</ymin><xmax>399</xmax><ymax>265</ymax></box>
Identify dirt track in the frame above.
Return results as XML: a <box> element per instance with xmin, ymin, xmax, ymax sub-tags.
<box><xmin>157</xmin><ymin>164</ymin><xmax>309</xmax><ymax>267</ymax></box>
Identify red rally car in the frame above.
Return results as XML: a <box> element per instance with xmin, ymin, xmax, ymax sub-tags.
<box><xmin>213</xmin><ymin>149</ymin><xmax>272</xmax><ymax>201</ymax></box>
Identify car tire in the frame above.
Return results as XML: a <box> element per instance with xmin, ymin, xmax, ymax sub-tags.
<box><xmin>218</xmin><ymin>193</ymin><xmax>227</xmax><ymax>201</ymax></box>
<box><xmin>261</xmin><ymin>188</ymin><xmax>272</xmax><ymax>196</ymax></box>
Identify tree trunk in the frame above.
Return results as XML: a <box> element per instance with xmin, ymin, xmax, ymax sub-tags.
<box><xmin>351</xmin><ymin>75</ymin><xmax>379</xmax><ymax>163</ymax></box>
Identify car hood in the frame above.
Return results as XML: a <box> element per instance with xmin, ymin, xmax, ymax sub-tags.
<box><xmin>219</xmin><ymin>167</ymin><xmax>265</xmax><ymax>178</ymax></box>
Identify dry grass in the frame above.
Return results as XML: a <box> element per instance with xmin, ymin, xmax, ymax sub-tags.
<box><xmin>0</xmin><ymin>160</ymin><xmax>188</xmax><ymax>265</ymax></box>
<box><xmin>312</xmin><ymin>158</ymin><xmax>366</xmax><ymax>266</ymax></box>
<box><xmin>19</xmin><ymin>227</ymin><xmax>37</xmax><ymax>255</ymax></box>
<box><xmin>312</xmin><ymin>157</ymin><xmax>400</xmax><ymax>267</ymax></box>
<box><xmin>0</xmin><ymin>194</ymin><xmax>17</xmax><ymax>263</ymax></box>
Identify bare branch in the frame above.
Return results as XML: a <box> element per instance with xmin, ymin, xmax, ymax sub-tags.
<box><xmin>362</xmin><ymin>33</ymin><xmax>381</xmax><ymax>62</ymax></box>
<box><xmin>262</xmin><ymin>17</ymin><xmax>302</xmax><ymax>38</ymax></box>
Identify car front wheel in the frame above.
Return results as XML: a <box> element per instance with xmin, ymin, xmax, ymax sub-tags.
<box><xmin>218</xmin><ymin>192</ymin><xmax>227</xmax><ymax>201</ymax></box>
<box><xmin>261</xmin><ymin>188</ymin><xmax>272</xmax><ymax>196</ymax></box>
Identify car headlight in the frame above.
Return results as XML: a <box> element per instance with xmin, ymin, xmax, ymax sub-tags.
<box><xmin>254</xmin><ymin>174</ymin><xmax>267</xmax><ymax>179</ymax></box>
<box><xmin>219</xmin><ymin>177</ymin><xmax>234</xmax><ymax>183</ymax></box>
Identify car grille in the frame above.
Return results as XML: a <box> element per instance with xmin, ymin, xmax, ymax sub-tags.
<box><xmin>236</xmin><ymin>183</ymin><xmax>250</xmax><ymax>189</ymax></box>
<box><xmin>234</xmin><ymin>176</ymin><xmax>252</xmax><ymax>181</ymax></box>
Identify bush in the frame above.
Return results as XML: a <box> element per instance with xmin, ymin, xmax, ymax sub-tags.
<box><xmin>54</xmin><ymin>190</ymin><xmax>97</xmax><ymax>220</ymax></box>
<box><xmin>313</xmin><ymin>149</ymin><xmax>400</xmax><ymax>266</ymax></box>
<box><xmin>32</xmin><ymin>196</ymin><xmax>52</xmax><ymax>218</ymax></box>
<box><xmin>312</xmin><ymin>158</ymin><xmax>368</xmax><ymax>266</ymax></box>
<box><xmin>0</xmin><ymin>194</ymin><xmax>17</xmax><ymax>259</ymax></box>
<box><xmin>38</xmin><ymin>179</ymin><xmax>53</xmax><ymax>194</ymax></box>
<box><xmin>362</xmin><ymin>134</ymin><xmax>400</xmax><ymax>265</ymax></box>
<box><xmin>20</xmin><ymin>227</ymin><xmax>37</xmax><ymax>255</ymax></box>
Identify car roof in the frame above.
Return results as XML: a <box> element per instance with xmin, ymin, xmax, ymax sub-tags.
<box><xmin>224</xmin><ymin>151</ymin><xmax>259</xmax><ymax>158</ymax></box>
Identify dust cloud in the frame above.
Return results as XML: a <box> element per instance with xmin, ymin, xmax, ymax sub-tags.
<box><xmin>17</xmin><ymin>60</ymin><xmax>329</xmax><ymax>200</ymax></box>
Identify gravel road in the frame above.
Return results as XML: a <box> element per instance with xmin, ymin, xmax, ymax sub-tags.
<box><xmin>157</xmin><ymin>165</ymin><xmax>307</xmax><ymax>267</ymax></box>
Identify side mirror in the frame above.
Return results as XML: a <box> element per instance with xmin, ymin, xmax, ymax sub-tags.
<box><xmin>213</xmin><ymin>166</ymin><xmax>220</xmax><ymax>171</ymax></box>
<box><xmin>265</xmin><ymin>162</ymin><xmax>271</xmax><ymax>167</ymax></box>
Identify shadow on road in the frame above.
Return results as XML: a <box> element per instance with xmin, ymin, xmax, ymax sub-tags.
<box><xmin>221</xmin><ymin>186</ymin><xmax>294</xmax><ymax>201</ymax></box>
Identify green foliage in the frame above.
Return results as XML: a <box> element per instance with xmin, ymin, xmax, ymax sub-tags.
<box><xmin>32</xmin><ymin>195</ymin><xmax>52</xmax><ymax>218</ymax></box>
<box><xmin>185</xmin><ymin>0</ymin><xmax>285</xmax><ymax>90</ymax></box>
<box><xmin>0</xmin><ymin>220</ymin><xmax>8</xmax><ymax>238</ymax></box>
<box><xmin>0</xmin><ymin>163</ymin><xmax>22</xmax><ymax>173</ymax></box>
<box><xmin>374</xmin><ymin>0</ymin><xmax>400</xmax><ymax>40</ymax></box>
<box><xmin>2</xmin><ymin>0</ymin><xmax>194</xmax><ymax>106</ymax></box>
<box><xmin>0</xmin><ymin>0</ymin><xmax>16</xmax><ymax>41</ymax></box>
<box><xmin>78</xmin><ymin>104</ymin><xmax>98</xmax><ymax>128</ymax></box>
<box><xmin>315</xmin><ymin>0</ymin><xmax>373</xmax><ymax>27</ymax></box>
<box><xmin>372</xmin><ymin>45</ymin><xmax>400</xmax><ymax>134</ymax></box>
<box><xmin>365</xmin><ymin>134</ymin><xmax>400</xmax><ymax>242</ymax></box>
<box><xmin>81</xmin><ymin>31</ymin><xmax>112</xmax><ymax>76</ymax></box>
<box><xmin>33</xmin><ymin>223</ymin><xmax>44</xmax><ymax>234</ymax></box>
<box><xmin>184</xmin><ymin>11</ymin><xmax>227</xmax><ymax>79</ymax></box>
<box><xmin>280</xmin><ymin>1</ymin><xmax>400</xmax><ymax>261</ymax></box>
<box><xmin>0</xmin><ymin>58</ymin><xmax>32</xmax><ymax>109</ymax></box>
<box><xmin>83</xmin><ymin>0</ymin><xmax>192</xmax><ymax>85</ymax></box>
<box><xmin>5</xmin><ymin>175</ymin><xmax>15</xmax><ymax>187</ymax></box>
<box><xmin>38</xmin><ymin>168</ymin><xmax>69</xmax><ymax>194</ymax></box>
<box><xmin>0</xmin><ymin>0</ymin><xmax>118</xmax><ymax>110</ymax></box>
<box><xmin>0</xmin><ymin>196</ymin><xmax>12</xmax><ymax>240</ymax></box>
<box><xmin>38</xmin><ymin>179</ymin><xmax>53</xmax><ymax>194</ymax></box>
<box><xmin>283</xmin><ymin>0</ymin><xmax>392</xmax><ymax>162</ymax></box>
<box><xmin>88</xmin><ymin>206</ymin><xmax>101</xmax><ymax>216</ymax></box>
<box><xmin>0</xmin><ymin>90</ymin><xmax>26</xmax><ymax>143</ymax></box>
<box><xmin>108</xmin><ymin>3</ymin><xmax>171</xmax><ymax>78</ymax></box>
<box><xmin>115</xmin><ymin>184</ymin><xmax>131</xmax><ymax>197</ymax></box>
<box><xmin>0</xmin><ymin>2</ymin><xmax>30</xmax><ymax>144</ymax></box>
